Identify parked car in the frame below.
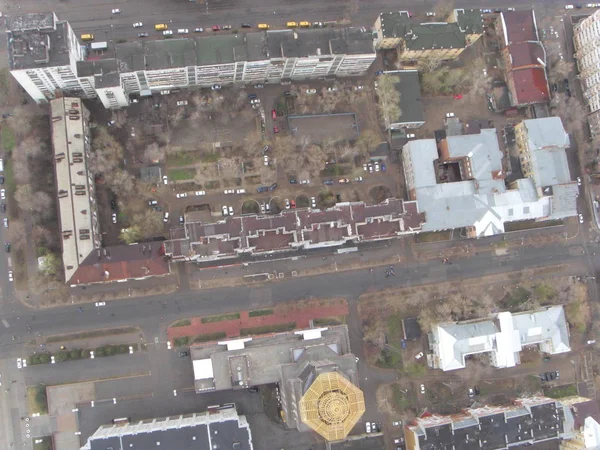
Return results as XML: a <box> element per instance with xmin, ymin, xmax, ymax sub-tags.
<box><xmin>222</xmin><ymin>205</ymin><xmax>229</xmax><ymax>216</ymax></box>
<box><xmin>327</xmin><ymin>86</ymin><xmax>338</xmax><ymax>92</ymax></box>
<box><xmin>222</xmin><ymin>25</ymin><xmax>232</xmax><ymax>30</ymax></box>
<box><xmin>289</xmin><ymin>179</ymin><xmax>298</xmax><ymax>184</ymax></box>
<box><xmin>420</xmin><ymin>384</ymin><xmax>425</xmax><ymax>394</ymax></box>
<box><xmin>272</xmin><ymin>110</ymin><xmax>277</xmax><ymax>119</ymax></box>
<box><xmin>178</xmin><ymin>351</ymin><xmax>189</xmax><ymax>357</ymax></box>
<box><xmin>112</xmin><ymin>213</ymin><xmax>117</xmax><ymax>224</ymax></box>
<box><xmin>577</xmin><ymin>176</ymin><xmax>582</xmax><ymax>186</ymax></box>
<box><xmin>133</xmin><ymin>22</ymin><xmax>143</xmax><ymax>28</ymax></box>
<box><xmin>579</xmin><ymin>214</ymin><xmax>584</xmax><ymax>224</ymax></box>
<box><xmin>365</xmin><ymin>422</ymin><xmax>371</xmax><ymax>433</ymax></box>
<box><xmin>0</xmin><ymin>203</ymin><xmax>5</xmax><ymax>213</ymax></box>
<box><xmin>468</xmin><ymin>388</ymin><xmax>474</xmax><ymax>397</ymax></box>
<box><xmin>224</xmin><ymin>189</ymin><xmax>235</xmax><ymax>194</ymax></box>
<box><xmin>111</xmin><ymin>8</ymin><xmax>121</xmax><ymax>14</ymax></box>
<box><xmin>338</xmin><ymin>178</ymin><xmax>349</xmax><ymax>184</ymax></box>
<box><xmin>260</xmin><ymin>203</ymin><xmax>266</xmax><ymax>214</ymax></box>
<box><xmin>290</xmin><ymin>200</ymin><xmax>296</xmax><ymax>209</ymax></box>
<box><xmin>236</xmin><ymin>189</ymin><xmax>246</xmax><ymax>194</ymax></box>
<box><xmin>163</xmin><ymin>212</ymin><xmax>170</xmax><ymax>223</ymax></box>
<box><xmin>194</xmin><ymin>27</ymin><xmax>204</xmax><ymax>33</ymax></box>
<box><xmin>176</xmin><ymin>192</ymin><xmax>188</xmax><ymax>198</ymax></box>
<box><xmin>262</xmin><ymin>145</ymin><xmax>270</xmax><ymax>153</ymax></box>
<box><xmin>3</xmin><ymin>217</ymin><xmax>8</xmax><ymax>228</ymax></box>
<box><xmin>248</xmin><ymin>93</ymin><xmax>257</xmax><ymax>100</ymax></box>
<box><xmin>354</xmin><ymin>176</ymin><xmax>363</xmax><ymax>182</ymax></box>
<box><xmin>257</xmin><ymin>186</ymin><xmax>268</xmax><ymax>193</ymax></box>
<box><xmin>426</xmin><ymin>11</ymin><xmax>435</xmax><ymax>16</ymax></box>
<box><xmin>311</xmin><ymin>197</ymin><xmax>317</xmax><ymax>208</ymax></box>
<box><xmin>95</xmin><ymin>301</ymin><xmax>106</xmax><ymax>307</ymax></box>
<box><xmin>300</xmin><ymin>179</ymin><xmax>309</xmax><ymax>185</ymax></box>
<box><xmin>148</xmin><ymin>200</ymin><xmax>158</xmax><ymax>206</ymax></box>
<box><xmin>163</xmin><ymin>30</ymin><xmax>173</xmax><ymax>36</ymax></box>
<box><xmin>212</xmin><ymin>25</ymin><xmax>221</xmax><ymax>31</ymax></box>
<box><xmin>285</xmin><ymin>199</ymin><xmax>291</xmax><ymax>209</ymax></box>
<box><xmin>241</xmin><ymin>23</ymin><xmax>252</xmax><ymax>28</ymax></box>
<box><xmin>264</xmin><ymin>155</ymin><xmax>269</xmax><ymax>166</ymax></box>
<box><xmin>446</xmin><ymin>112</ymin><xmax>455</xmax><ymax>118</ymax></box>
<box><xmin>212</xmin><ymin>84</ymin><xmax>222</xmax><ymax>90</ymax></box>
<box><xmin>177</xmin><ymin>28</ymin><xmax>189</xmax><ymax>34</ymax></box>
<box><xmin>273</xmin><ymin>125</ymin><xmax>279</xmax><ymax>134</ymax></box>
<box><xmin>0</xmin><ymin>189</ymin><xmax>5</xmax><ymax>199</ymax></box>
<box><xmin>324</xmin><ymin>180</ymin><xmax>334</xmax><ymax>185</ymax></box>
<box><xmin>195</xmin><ymin>190</ymin><xmax>206</xmax><ymax>196</ymax></box>
<box><xmin>269</xmin><ymin>183</ymin><xmax>278</xmax><ymax>191</ymax></box>
<box><xmin>228</xmin><ymin>205</ymin><xmax>234</xmax><ymax>215</ymax></box>
<box><xmin>306</xmin><ymin>89</ymin><xmax>317</xmax><ymax>95</ymax></box>
<box><xmin>4</xmin><ymin>242</ymin><xmax>9</xmax><ymax>253</ymax></box>
<box><xmin>177</xmin><ymin>100</ymin><xmax>188</xmax><ymax>106</ymax></box>
<box><xmin>254</xmin><ymin>84</ymin><xmax>264</xmax><ymax>88</ymax></box>
<box><xmin>353</xmin><ymin>85</ymin><xmax>364</xmax><ymax>91</ymax></box>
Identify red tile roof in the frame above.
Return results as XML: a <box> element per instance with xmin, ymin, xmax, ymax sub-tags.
<box><xmin>501</xmin><ymin>10</ymin><xmax>538</xmax><ymax>44</ymax></box>
<box><xmin>69</xmin><ymin>242</ymin><xmax>169</xmax><ymax>285</ymax></box>
<box><xmin>510</xmin><ymin>67</ymin><xmax>549</xmax><ymax>105</ymax></box>
<box><xmin>506</xmin><ymin>42</ymin><xmax>545</xmax><ymax>69</ymax></box>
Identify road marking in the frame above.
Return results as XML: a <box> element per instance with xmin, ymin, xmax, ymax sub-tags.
<box><xmin>1</xmin><ymin>320</ymin><xmax>9</xmax><ymax>328</ymax></box>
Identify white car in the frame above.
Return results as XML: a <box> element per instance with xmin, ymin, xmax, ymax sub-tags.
<box><xmin>222</xmin><ymin>205</ymin><xmax>229</xmax><ymax>216</ymax></box>
<box><xmin>426</xmin><ymin>11</ymin><xmax>435</xmax><ymax>16</ymax></box>
<box><xmin>327</xmin><ymin>86</ymin><xmax>338</xmax><ymax>92</ymax></box>
<box><xmin>565</xmin><ymin>4</ymin><xmax>574</xmax><ymax>9</ymax></box>
<box><xmin>579</xmin><ymin>213</ymin><xmax>584</xmax><ymax>224</ymax></box>
<box><xmin>300</xmin><ymin>180</ymin><xmax>310</xmax><ymax>184</ymax></box>
<box><xmin>177</xmin><ymin>100</ymin><xmax>188</xmax><ymax>106</ymax></box>
<box><xmin>306</xmin><ymin>89</ymin><xmax>317</xmax><ymax>95</ymax></box>
<box><xmin>577</xmin><ymin>176</ymin><xmax>582</xmax><ymax>186</ymax></box>
<box><xmin>163</xmin><ymin>30</ymin><xmax>173</xmax><ymax>36</ymax></box>
<box><xmin>0</xmin><ymin>189</ymin><xmax>5</xmax><ymax>199</ymax></box>
<box><xmin>160</xmin><ymin>90</ymin><xmax>170</xmax><ymax>95</ymax></box>
<box><xmin>264</xmin><ymin>155</ymin><xmax>269</xmax><ymax>166</ymax></box>
<box><xmin>133</xmin><ymin>22</ymin><xmax>143</xmax><ymax>28</ymax></box>
<box><xmin>224</xmin><ymin>189</ymin><xmax>235</xmax><ymax>194</ymax></box>
<box><xmin>163</xmin><ymin>212</ymin><xmax>170</xmax><ymax>223</ymax></box>
<box><xmin>176</xmin><ymin>192</ymin><xmax>188</xmax><ymax>198</ymax></box>
<box><xmin>285</xmin><ymin>199</ymin><xmax>291</xmax><ymax>209</ymax></box>
<box><xmin>365</xmin><ymin>422</ymin><xmax>371</xmax><ymax>433</ymax></box>
<box><xmin>415</xmin><ymin>351</ymin><xmax>424</xmax><ymax>360</ymax></box>
<box><xmin>177</xmin><ymin>29</ymin><xmax>189</xmax><ymax>34</ymax></box>
<box><xmin>8</xmin><ymin>270</ymin><xmax>13</xmax><ymax>281</ymax></box>
<box><xmin>587</xmin><ymin>340</ymin><xmax>596</xmax><ymax>344</ymax></box>
<box><xmin>111</xmin><ymin>8</ymin><xmax>121</xmax><ymax>14</ymax></box>
<box><xmin>90</xmin><ymin>351</ymin><xmax>95</xmax><ymax>359</ymax></box>
<box><xmin>51</xmin><ymin>356</ymin><xmax>55</xmax><ymax>364</ymax></box>
<box><xmin>392</xmin><ymin>421</ymin><xmax>402</xmax><ymax>426</ymax></box>
<box><xmin>407</xmin><ymin>133</ymin><xmax>416</xmax><ymax>138</ymax></box>
<box><xmin>446</xmin><ymin>112</ymin><xmax>455</xmax><ymax>118</ymax></box>
<box><xmin>16</xmin><ymin>358</ymin><xmax>22</xmax><ymax>369</ymax></box>
<box><xmin>212</xmin><ymin>84</ymin><xmax>222</xmax><ymax>90</ymax></box>
<box><xmin>363</xmin><ymin>163</ymin><xmax>368</xmax><ymax>171</ymax></box>
<box><xmin>311</xmin><ymin>197</ymin><xmax>317</xmax><ymax>208</ymax></box>
<box><xmin>353</xmin><ymin>85</ymin><xmax>364</xmax><ymax>91</ymax></box>
<box><xmin>260</xmin><ymin>203</ymin><xmax>266</xmax><ymax>214</ymax></box>
<box><xmin>250</xmin><ymin>99</ymin><xmax>260</xmax><ymax>104</ymax></box>
<box><xmin>236</xmin><ymin>189</ymin><xmax>246</xmax><ymax>194</ymax></box>
<box><xmin>112</xmin><ymin>213</ymin><xmax>117</xmax><ymax>224</ymax></box>
<box><xmin>95</xmin><ymin>301</ymin><xmax>106</xmax><ymax>307</ymax></box>
<box><xmin>195</xmin><ymin>190</ymin><xmax>206</xmax><ymax>196</ymax></box>
<box><xmin>173</xmin><ymin>389</ymin><xmax>177</xmax><ymax>396</ymax></box>
<box><xmin>129</xmin><ymin>346</ymin><xmax>134</xmax><ymax>354</ymax></box>
<box><xmin>374</xmin><ymin>162</ymin><xmax>380</xmax><ymax>172</ymax></box>
<box><xmin>354</xmin><ymin>176</ymin><xmax>363</xmax><ymax>182</ymax></box>
<box><xmin>420</xmin><ymin>384</ymin><xmax>425</xmax><ymax>394</ymax></box>
<box><xmin>228</xmin><ymin>206</ymin><xmax>234</xmax><ymax>215</ymax></box>
<box><xmin>22</xmin><ymin>359</ymin><xmax>26</xmax><ymax>368</ymax></box>
<box><xmin>162</xmin><ymin>175</ymin><xmax>168</xmax><ymax>185</ymax></box>
<box><xmin>195</xmin><ymin>27</ymin><xmax>204</xmax><ymax>33</ymax></box>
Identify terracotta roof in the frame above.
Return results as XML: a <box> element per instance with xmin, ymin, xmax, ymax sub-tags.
<box><xmin>507</xmin><ymin>42</ymin><xmax>545</xmax><ymax>69</ymax></box>
<box><xmin>502</xmin><ymin>10</ymin><xmax>538</xmax><ymax>44</ymax></box>
<box><xmin>69</xmin><ymin>242</ymin><xmax>169</xmax><ymax>285</ymax></box>
<box><xmin>510</xmin><ymin>67</ymin><xmax>549</xmax><ymax>105</ymax></box>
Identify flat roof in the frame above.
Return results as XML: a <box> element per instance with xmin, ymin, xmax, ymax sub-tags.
<box><xmin>267</xmin><ymin>28</ymin><xmax>373</xmax><ymax>59</ymax></box>
<box><xmin>378</xmin><ymin>11</ymin><xmax>412</xmax><ymax>39</ymax></box>
<box><xmin>6</xmin><ymin>12</ymin><xmax>56</xmax><ymax>31</ymax></box>
<box><xmin>76</xmin><ymin>58</ymin><xmax>120</xmax><ymax>88</ymax></box>
<box><xmin>50</xmin><ymin>98</ymin><xmax>98</xmax><ymax>283</ymax></box>
<box><xmin>454</xmin><ymin>8</ymin><xmax>485</xmax><ymax>35</ymax></box>
<box><xmin>387</xmin><ymin>70</ymin><xmax>424</xmax><ymax>126</ymax></box>
<box><xmin>8</xmin><ymin>20</ymin><xmax>72</xmax><ymax>71</ymax></box>
<box><xmin>404</xmin><ymin>22</ymin><xmax>466</xmax><ymax>51</ymax></box>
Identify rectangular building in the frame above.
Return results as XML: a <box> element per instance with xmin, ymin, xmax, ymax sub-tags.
<box><xmin>382</xmin><ymin>70</ymin><xmax>425</xmax><ymax>130</ymax></box>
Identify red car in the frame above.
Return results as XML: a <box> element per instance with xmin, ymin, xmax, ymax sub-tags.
<box><xmin>212</xmin><ymin>25</ymin><xmax>221</xmax><ymax>31</ymax></box>
<box><xmin>290</xmin><ymin>200</ymin><xmax>296</xmax><ymax>209</ymax></box>
<box><xmin>272</xmin><ymin>109</ymin><xmax>277</xmax><ymax>119</ymax></box>
<box><xmin>273</xmin><ymin>125</ymin><xmax>279</xmax><ymax>134</ymax></box>
<box><xmin>453</xmin><ymin>94</ymin><xmax>463</xmax><ymax>99</ymax></box>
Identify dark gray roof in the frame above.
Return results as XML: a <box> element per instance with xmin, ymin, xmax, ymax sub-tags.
<box><xmin>404</xmin><ymin>23</ymin><xmax>466</xmax><ymax>51</ymax></box>
<box><xmin>390</xmin><ymin>70</ymin><xmax>424</xmax><ymax>126</ymax></box>
<box><xmin>6</xmin><ymin>12</ymin><xmax>55</xmax><ymax>32</ymax></box>
<box><xmin>379</xmin><ymin>11</ymin><xmax>412</xmax><ymax>39</ymax></box>
<box><xmin>268</xmin><ymin>28</ymin><xmax>373</xmax><ymax>59</ymax></box>
<box><xmin>8</xmin><ymin>20</ymin><xmax>71</xmax><ymax>70</ymax></box>
<box><xmin>77</xmin><ymin>59</ymin><xmax>120</xmax><ymax>88</ymax></box>
<box><xmin>454</xmin><ymin>8</ymin><xmax>485</xmax><ymax>35</ymax></box>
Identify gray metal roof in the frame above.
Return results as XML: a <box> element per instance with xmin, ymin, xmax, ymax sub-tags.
<box><xmin>387</xmin><ymin>70</ymin><xmax>424</xmax><ymax>126</ymax></box>
<box><xmin>404</xmin><ymin>22</ymin><xmax>466</xmax><ymax>51</ymax></box>
<box><xmin>454</xmin><ymin>8</ymin><xmax>485</xmax><ymax>35</ymax></box>
<box><xmin>378</xmin><ymin>11</ymin><xmax>412</xmax><ymax>39</ymax></box>
<box><xmin>267</xmin><ymin>28</ymin><xmax>373</xmax><ymax>59</ymax></box>
<box><xmin>77</xmin><ymin>59</ymin><xmax>120</xmax><ymax>88</ymax></box>
<box><xmin>521</xmin><ymin>117</ymin><xmax>570</xmax><ymax>150</ymax></box>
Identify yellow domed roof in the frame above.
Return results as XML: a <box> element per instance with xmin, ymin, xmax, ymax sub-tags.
<box><xmin>299</xmin><ymin>372</ymin><xmax>365</xmax><ymax>441</ymax></box>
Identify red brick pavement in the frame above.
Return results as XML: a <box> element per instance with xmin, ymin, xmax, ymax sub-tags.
<box><xmin>168</xmin><ymin>299</ymin><xmax>349</xmax><ymax>343</ymax></box>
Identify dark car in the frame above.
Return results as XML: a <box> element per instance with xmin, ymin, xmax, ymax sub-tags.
<box><xmin>4</xmin><ymin>242</ymin><xmax>10</xmax><ymax>252</ymax></box>
<box><xmin>548</xmin><ymin>371</ymin><xmax>556</xmax><ymax>381</ymax></box>
<box><xmin>248</xmin><ymin>93</ymin><xmax>257</xmax><ymax>100</ymax></box>
<box><xmin>0</xmin><ymin>203</ymin><xmax>5</xmax><ymax>213</ymax></box>
<box><xmin>178</xmin><ymin>351</ymin><xmax>189</xmax><ymax>357</ymax></box>
<box><xmin>564</xmin><ymin>78</ymin><xmax>570</xmax><ymax>90</ymax></box>
<box><xmin>324</xmin><ymin>180</ymin><xmax>334</xmax><ymax>185</ymax></box>
<box><xmin>241</xmin><ymin>23</ymin><xmax>252</xmax><ymax>28</ymax></box>
<box><xmin>2</xmin><ymin>113</ymin><xmax>12</xmax><ymax>118</ymax></box>
<box><xmin>110</xmin><ymin>199</ymin><xmax>118</xmax><ymax>210</ymax></box>
<box><xmin>257</xmin><ymin>186</ymin><xmax>269</xmax><ymax>193</ymax></box>
<box><xmin>289</xmin><ymin>179</ymin><xmax>298</xmax><ymax>184</ymax></box>
<box><xmin>551</xmin><ymin>83</ymin><xmax>558</xmax><ymax>92</ymax></box>
<box><xmin>473</xmin><ymin>386</ymin><xmax>480</xmax><ymax>395</ymax></box>
<box><xmin>0</xmin><ymin>176</ymin><xmax>4</xmax><ymax>185</ymax></box>
<box><xmin>248</xmin><ymin>387</ymin><xmax>259</xmax><ymax>393</ymax></box>
<box><xmin>540</xmin><ymin>373</ymin><xmax>548</xmax><ymax>382</ymax></box>
<box><xmin>268</xmin><ymin>183</ymin><xmax>278</xmax><ymax>192</ymax></box>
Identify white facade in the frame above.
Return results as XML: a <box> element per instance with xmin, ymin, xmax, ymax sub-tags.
<box><xmin>574</xmin><ymin>10</ymin><xmax>600</xmax><ymax>113</ymax></box>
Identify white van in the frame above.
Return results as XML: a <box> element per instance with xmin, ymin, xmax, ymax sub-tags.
<box><xmin>0</xmin><ymin>158</ymin><xmax>4</xmax><ymax>172</ymax></box>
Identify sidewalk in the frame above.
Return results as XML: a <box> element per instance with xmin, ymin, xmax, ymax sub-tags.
<box><xmin>167</xmin><ymin>298</ymin><xmax>349</xmax><ymax>342</ymax></box>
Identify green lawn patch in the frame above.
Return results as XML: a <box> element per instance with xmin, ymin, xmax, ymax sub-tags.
<box><xmin>168</xmin><ymin>168</ymin><xmax>196</xmax><ymax>181</ymax></box>
<box><xmin>390</xmin><ymin>383</ymin><xmax>412</xmax><ymax>412</ymax></box>
<box><xmin>201</xmin><ymin>152</ymin><xmax>220</xmax><ymax>163</ymax></box>
<box><xmin>501</xmin><ymin>286</ymin><xmax>531</xmax><ymax>310</ymax></box>
<box><xmin>167</xmin><ymin>151</ymin><xmax>197</xmax><ymax>167</ymax></box>
<box><xmin>544</xmin><ymin>383</ymin><xmax>578</xmax><ymax>399</ymax></box>
<box><xmin>403</xmin><ymin>362</ymin><xmax>426</xmax><ymax>377</ymax></box>
<box><xmin>313</xmin><ymin>315</ymin><xmax>346</xmax><ymax>326</ymax></box>
<box><xmin>375</xmin><ymin>347</ymin><xmax>402</xmax><ymax>369</ymax></box>
<box><xmin>95</xmin><ymin>344</ymin><xmax>134</xmax><ymax>357</ymax></box>
<box><xmin>28</xmin><ymin>353</ymin><xmax>51</xmax><ymax>365</ymax></box>
<box><xmin>201</xmin><ymin>312</ymin><xmax>240</xmax><ymax>324</ymax></box>
<box><xmin>387</xmin><ymin>312</ymin><xmax>404</xmax><ymax>338</ymax></box>
<box><xmin>248</xmin><ymin>309</ymin><xmax>274</xmax><ymax>318</ymax></box>
<box><xmin>240</xmin><ymin>322</ymin><xmax>296</xmax><ymax>336</ymax></box>
<box><xmin>173</xmin><ymin>336</ymin><xmax>190</xmax><ymax>347</ymax></box>
<box><xmin>46</xmin><ymin>326</ymin><xmax>138</xmax><ymax>343</ymax></box>
<box><xmin>2</xmin><ymin>125</ymin><xmax>15</xmax><ymax>151</ymax></box>
<box><xmin>504</xmin><ymin>219</ymin><xmax>563</xmax><ymax>232</ymax></box>
<box><xmin>193</xmin><ymin>331</ymin><xmax>227</xmax><ymax>343</ymax></box>
<box><xmin>171</xmin><ymin>319</ymin><xmax>191</xmax><ymax>327</ymax></box>
<box><xmin>27</xmin><ymin>384</ymin><xmax>48</xmax><ymax>415</ymax></box>
<box><xmin>32</xmin><ymin>436</ymin><xmax>53</xmax><ymax>450</ymax></box>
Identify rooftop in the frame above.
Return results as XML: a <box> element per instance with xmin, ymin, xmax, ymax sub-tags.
<box><xmin>431</xmin><ymin>306</ymin><xmax>571</xmax><ymax>371</ymax></box>
<box><xmin>81</xmin><ymin>405</ymin><xmax>253</xmax><ymax>450</ymax></box>
<box><xmin>6</xmin><ymin>12</ymin><xmax>56</xmax><ymax>31</ymax></box>
<box><xmin>454</xmin><ymin>8</ymin><xmax>485</xmax><ymax>35</ymax></box>
<box><xmin>404</xmin><ymin>22</ymin><xmax>466</xmax><ymax>51</ymax></box>
<box><xmin>387</xmin><ymin>70</ymin><xmax>425</xmax><ymax>126</ymax></box>
<box><xmin>500</xmin><ymin>10</ymin><xmax>539</xmax><ymax>46</ymax></box>
<box><xmin>520</xmin><ymin>117</ymin><xmax>570</xmax><ymax>151</ymax></box>
<box><xmin>506</xmin><ymin>41</ymin><xmax>546</xmax><ymax>68</ymax></box>
<box><xmin>8</xmin><ymin>19</ymin><xmax>72</xmax><ymax>70</ymax></box>
<box><xmin>76</xmin><ymin>58</ymin><xmax>120</xmax><ymax>88</ymax></box>
<box><xmin>509</xmin><ymin>67</ymin><xmax>549</xmax><ymax>105</ymax></box>
<box><xmin>378</xmin><ymin>11</ymin><xmax>412</xmax><ymax>39</ymax></box>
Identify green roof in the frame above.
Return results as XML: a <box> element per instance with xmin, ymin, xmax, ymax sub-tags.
<box><xmin>404</xmin><ymin>23</ymin><xmax>466</xmax><ymax>51</ymax></box>
<box><xmin>379</xmin><ymin>11</ymin><xmax>412</xmax><ymax>39</ymax></box>
<box><xmin>454</xmin><ymin>8</ymin><xmax>484</xmax><ymax>35</ymax></box>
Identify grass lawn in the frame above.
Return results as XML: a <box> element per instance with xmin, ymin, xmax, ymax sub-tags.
<box><xmin>313</xmin><ymin>315</ymin><xmax>346</xmax><ymax>326</ymax></box>
<box><xmin>171</xmin><ymin>319</ymin><xmax>191</xmax><ymax>327</ymax></box>
<box><xmin>193</xmin><ymin>331</ymin><xmax>226</xmax><ymax>343</ymax></box>
<box><xmin>168</xmin><ymin>168</ymin><xmax>196</xmax><ymax>181</ymax></box>
<box><xmin>2</xmin><ymin>125</ymin><xmax>15</xmax><ymax>151</ymax></box>
<box><xmin>504</xmin><ymin>219</ymin><xmax>563</xmax><ymax>232</ymax></box>
<box><xmin>201</xmin><ymin>312</ymin><xmax>240</xmax><ymax>324</ymax></box>
<box><xmin>167</xmin><ymin>151</ymin><xmax>197</xmax><ymax>167</ymax></box>
<box><xmin>544</xmin><ymin>383</ymin><xmax>578</xmax><ymax>399</ymax></box>
<box><xmin>27</xmin><ymin>385</ymin><xmax>48</xmax><ymax>415</ymax></box>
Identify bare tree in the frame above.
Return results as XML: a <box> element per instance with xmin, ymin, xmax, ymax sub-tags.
<box><xmin>87</xmin><ymin>148</ymin><xmax>118</xmax><ymax>175</ymax></box>
<box><xmin>143</xmin><ymin>142</ymin><xmax>166</xmax><ymax>163</ymax></box>
<box><xmin>32</xmin><ymin>225</ymin><xmax>58</xmax><ymax>250</ymax></box>
<box><xmin>376</xmin><ymin>74</ymin><xmax>402</xmax><ymax>126</ymax></box>
<box><xmin>14</xmin><ymin>185</ymin><xmax>53</xmax><ymax>220</ymax></box>
<box><xmin>434</xmin><ymin>0</ymin><xmax>455</xmax><ymax>20</ymax></box>
<box><xmin>343</xmin><ymin>0</ymin><xmax>359</xmax><ymax>20</ymax></box>
<box><xmin>8</xmin><ymin>219</ymin><xmax>27</xmax><ymax>250</ymax></box>
<box><xmin>417</xmin><ymin>54</ymin><xmax>443</xmax><ymax>73</ymax></box>
<box><xmin>17</xmin><ymin>136</ymin><xmax>45</xmax><ymax>159</ymax></box>
<box><xmin>110</xmin><ymin>109</ymin><xmax>128</xmax><ymax>129</ymax></box>
<box><xmin>104</xmin><ymin>169</ymin><xmax>136</xmax><ymax>193</ymax></box>
<box><xmin>92</xmin><ymin>126</ymin><xmax>124</xmax><ymax>165</ymax></box>
<box><xmin>12</xmin><ymin>156</ymin><xmax>30</xmax><ymax>184</ymax></box>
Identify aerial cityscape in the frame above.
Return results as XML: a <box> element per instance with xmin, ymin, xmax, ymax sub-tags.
<box><xmin>0</xmin><ymin>0</ymin><xmax>600</xmax><ymax>449</ymax></box>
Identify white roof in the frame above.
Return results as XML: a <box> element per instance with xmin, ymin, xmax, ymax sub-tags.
<box><xmin>432</xmin><ymin>306</ymin><xmax>571</xmax><ymax>371</ymax></box>
<box><xmin>584</xmin><ymin>417</ymin><xmax>600</xmax><ymax>448</ymax></box>
<box><xmin>521</xmin><ymin>117</ymin><xmax>570</xmax><ymax>151</ymax></box>
<box><xmin>193</xmin><ymin>358</ymin><xmax>214</xmax><ymax>380</ymax></box>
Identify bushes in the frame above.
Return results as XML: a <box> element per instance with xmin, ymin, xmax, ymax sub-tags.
<box><xmin>173</xmin><ymin>336</ymin><xmax>190</xmax><ymax>347</ymax></box>
<box><xmin>201</xmin><ymin>313</ymin><xmax>240</xmax><ymax>324</ymax></box>
<box><xmin>171</xmin><ymin>319</ymin><xmax>191</xmax><ymax>327</ymax></box>
<box><xmin>28</xmin><ymin>353</ymin><xmax>51</xmax><ymax>365</ymax></box>
<box><xmin>240</xmin><ymin>322</ymin><xmax>296</xmax><ymax>336</ymax></box>
<box><xmin>248</xmin><ymin>309</ymin><xmax>274</xmax><ymax>318</ymax></box>
<box><xmin>193</xmin><ymin>331</ymin><xmax>226</xmax><ymax>343</ymax></box>
<box><xmin>26</xmin><ymin>343</ymin><xmax>137</xmax><ymax>365</ymax></box>
<box><xmin>95</xmin><ymin>344</ymin><xmax>130</xmax><ymax>357</ymax></box>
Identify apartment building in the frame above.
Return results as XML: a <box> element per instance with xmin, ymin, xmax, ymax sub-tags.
<box><xmin>574</xmin><ymin>10</ymin><xmax>600</xmax><ymax>138</ymax></box>
<box><xmin>50</xmin><ymin>97</ymin><xmax>100</xmax><ymax>283</ymax></box>
<box><xmin>373</xmin><ymin>11</ymin><xmax>468</xmax><ymax>62</ymax></box>
<box><xmin>8</xmin><ymin>13</ymin><xmax>376</xmax><ymax>108</ymax></box>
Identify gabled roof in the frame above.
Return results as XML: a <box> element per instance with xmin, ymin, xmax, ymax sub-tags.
<box><xmin>501</xmin><ymin>10</ymin><xmax>538</xmax><ymax>45</ymax></box>
<box><xmin>510</xmin><ymin>67</ymin><xmax>549</xmax><ymax>105</ymax></box>
<box><xmin>507</xmin><ymin>41</ymin><xmax>546</xmax><ymax>68</ymax></box>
